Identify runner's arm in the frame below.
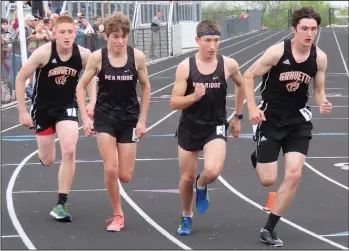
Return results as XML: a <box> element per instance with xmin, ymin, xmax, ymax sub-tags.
<box><xmin>80</xmin><ymin>47</ymin><xmax>97</xmax><ymax>105</ymax></box>
<box><xmin>227</xmin><ymin>57</ymin><xmax>244</xmax><ymax>115</ymax></box>
<box><xmin>243</xmin><ymin>44</ymin><xmax>283</xmax><ymax>110</ymax></box>
<box><xmin>15</xmin><ymin>43</ymin><xmax>50</xmax><ymax>113</ymax></box>
<box><xmin>135</xmin><ymin>49</ymin><xmax>151</xmax><ymax>123</ymax></box>
<box><xmin>170</xmin><ymin>59</ymin><xmax>195</xmax><ymax>110</ymax></box>
<box><xmin>76</xmin><ymin>51</ymin><xmax>100</xmax><ymax>121</ymax></box>
<box><xmin>313</xmin><ymin>49</ymin><xmax>327</xmax><ymax>105</ymax></box>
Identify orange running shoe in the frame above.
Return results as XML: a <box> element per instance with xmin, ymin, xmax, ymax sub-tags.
<box><xmin>106</xmin><ymin>215</ymin><xmax>124</xmax><ymax>232</ymax></box>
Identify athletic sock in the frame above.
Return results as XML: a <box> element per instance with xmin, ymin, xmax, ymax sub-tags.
<box><xmin>196</xmin><ymin>178</ymin><xmax>205</xmax><ymax>190</ymax></box>
<box><xmin>57</xmin><ymin>193</ymin><xmax>68</xmax><ymax>205</ymax></box>
<box><xmin>264</xmin><ymin>213</ymin><xmax>281</xmax><ymax>231</ymax></box>
<box><xmin>183</xmin><ymin>212</ymin><xmax>193</xmax><ymax>218</ymax></box>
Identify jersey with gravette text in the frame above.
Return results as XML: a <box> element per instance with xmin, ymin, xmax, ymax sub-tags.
<box><xmin>258</xmin><ymin>39</ymin><xmax>318</xmax><ymax>127</ymax></box>
<box><xmin>31</xmin><ymin>41</ymin><xmax>83</xmax><ymax>110</ymax></box>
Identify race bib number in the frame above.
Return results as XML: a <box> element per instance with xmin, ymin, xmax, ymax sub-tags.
<box><xmin>132</xmin><ymin>128</ymin><xmax>139</xmax><ymax>142</ymax></box>
<box><xmin>216</xmin><ymin>125</ymin><xmax>226</xmax><ymax>137</ymax></box>
<box><xmin>66</xmin><ymin>108</ymin><xmax>77</xmax><ymax>117</ymax></box>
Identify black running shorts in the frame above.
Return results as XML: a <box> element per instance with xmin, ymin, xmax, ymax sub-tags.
<box><xmin>253</xmin><ymin>121</ymin><xmax>312</xmax><ymax>163</ymax></box>
<box><xmin>176</xmin><ymin>121</ymin><xmax>229</xmax><ymax>152</ymax></box>
<box><xmin>93</xmin><ymin>111</ymin><xmax>138</xmax><ymax>143</ymax></box>
<box><xmin>30</xmin><ymin>106</ymin><xmax>79</xmax><ymax>135</ymax></box>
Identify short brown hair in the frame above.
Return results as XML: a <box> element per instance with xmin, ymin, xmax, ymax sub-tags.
<box><xmin>196</xmin><ymin>20</ymin><xmax>221</xmax><ymax>34</ymax></box>
<box><xmin>103</xmin><ymin>12</ymin><xmax>130</xmax><ymax>36</ymax></box>
<box><xmin>292</xmin><ymin>6</ymin><xmax>321</xmax><ymax>28</ymax></box>
<box><xmin>54</xmin><ymin>15</ymin><xmax>75</xmax><ymax>28</ymax></box>
<box><xmin>94</xmin><ymin>15</ymin><xmax>101</xmax><ymax>21</ymax></box>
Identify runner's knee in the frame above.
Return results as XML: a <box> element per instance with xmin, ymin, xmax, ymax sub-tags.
<box><xmin>284</xmin><ymin>167</ymin><xmax>302</xmax><ymax>189</ymax></box>
<box><xmin>61</xmin><ymin>145</ymin><xmax>76</xmax><ymax>161</ymax></box>
<box><xmin>180</xmin><ymin>172</ymin><xmax>196</xmax><ymax>184</ymax></box>
<box><xmin>119</xmin><ymin>169</ymin><xmax>133</xmax><ymax>183</ymax></box>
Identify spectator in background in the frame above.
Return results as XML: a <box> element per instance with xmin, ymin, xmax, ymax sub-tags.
<box><xmin>51</xmin><ymin>13</ymin><xmax>59</xmax><ymax>23</ymax></box>
<box><xmin>150</xmin><ymin>12</ymin><xmax>162</xmax><ymax>59</ymax></box>
<box><xmin>49</xmin><ymin>0</ymin><xmax>65</xmax><ymax>15</ymax></box>
<box><xmin>28</xmin><ymin>20</ymin><xmax>52</xmax><ymax>54</ymax></box>
<box><xmin>11</xmin><ymin>14</ymin><xmax>37</xmax><ymax>42</ymax></box>
<box><xmin>24</xmin><ymin>14</ymin><xmax>37</xmax><ymax>42</ymax></box>
<box><xmin>27</xmin><ymin>0</ymin><xmax>45</xmax><ymax>18</ymax></box>
<box><xmin>11</xmin><ymin>11</ymin><xmax>19</xmax><ymax>31</ymax></box>
<box><xmin>92</xmin><ymin>16</ymin><xmax>102</xmax><ymax>33</ymax></box>
<box><xmin>43</xmin><ymin>18</ymin><xmax>53</xmax><ymax>36</ymax></box>
<box><xmin>151</xmin><ymin>12</ymin><xmax>162</xmax><ymax>30</ymax></box>
<box><xmin>1</xmin><ymin>21</ymin><xmax>13</xmax><ymax>102</ymax></box>
<box><xmin>76</xmin><ymin>13</ymin><xmax>87</xmax><ymax>30</ymax></box>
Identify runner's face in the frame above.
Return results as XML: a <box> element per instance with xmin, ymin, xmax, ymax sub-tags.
<box><xmin>196</xmin><ymin>35</ymin><xmax>220</xmax><ymax>57</ymax></box>
<box><xmin>55</xmin><ymin>23</ymin><xmax>76</xmax><ymax>48</ymax></box>
<box><xmin>292</xmin><ymin>18</ymin><xmax>318</xmax><ymax>47</ymax></box>
<box><xmin>107</xmin><ymin>29</ymin><xmax>128</xmax><ymax>52</ymax></box>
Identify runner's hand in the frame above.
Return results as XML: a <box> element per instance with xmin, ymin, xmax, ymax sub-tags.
<box><xmin>86</xmin><ymin>102</ymin><xmax>95</xmax><ymax>118</ymax></box>
<box><xmin>248</xmin><ymin>106</ymin><xmax>266</xmax><ymax>125</ymax></box>
<box><xmin>19</xmin><ymin>111</ymin><xmax>34</xmax><ymax>128</ymax></box>
<box><xmin>136</xmin><ymin>121</ymin><xmax>146</xmax><ymax>139</ymax></box>
<box><xmin>319</xmin><ymin>99</ymin><xmax>332</xmax><ymax>115</ymax></box>
<box><xmin>230</xmin><ymin>119</ymin><xmax>241</xmax><ymax>138</ymax></box>
<box><xmin>83</xmin><ymin>117</ymin><xmax>94</xmax><ymax>136</ymax></box>
<box><xmin>193</xmin><ymin>83</ymin><xmax>206</xmax><ymax>101</ymax></box>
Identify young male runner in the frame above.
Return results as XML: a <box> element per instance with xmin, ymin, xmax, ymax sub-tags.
<box><xmin>170</xmin><ymin>20</ymin><xmax>245</xmax><ymax>236</ymax></box>
<box><xmin>16</xmin><ymin>15</ymin><xmax>96</xmax><ymax>222</ymax></box>
<box><xmin>243</xmin><ymin>6</ymin><xmax>332</xmax><ymax>246</ymax></box>
<box><xmin>76</xmin><ymin>12</ymin><xmax>151</xmax><ymax>232</ymax></box>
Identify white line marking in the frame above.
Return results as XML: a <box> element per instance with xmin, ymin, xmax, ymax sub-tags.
<box><xmin>306</xmin><ymin>156</ymin><xmax>348</xmax><ymax>159</ymax></box>
<box><xmin>326</xmin><ymin>73</ymin><xmax>347</xmax><ymax>75</ymax></box>
<box><xmin>332</xmin><ymin>28</ymin><xmax>349</xmax><ymax>77</ymax></box>
<box><xmin>13</xmin><ymin>189</ymin><xmax>107</xmax><ymax>194</ymax></box>
<box><xmin>321</xmin><ymin>234</ymin><xmax>349</xmax><ymax>237</ymax></box>
<box><xmin>1</xmin><ymin>235</ymin><xmax>20</xmax><ymax>238</ymax></box>
<box><xmin>1</xmin><ymin>124</ymin><xmax>23</xmax><ymax>133</ymax></box>
<box><xmin>1</xmin><ymin>100</ymin><xmax>30</xmax><ymax>110</ymax></box>
<box><xmin>118</xmin><ymin>182</ymin><xmax>191</xmax><ymax>250</ymax></box>
<box><xmin>3</xmin><ymin>156</ymin><xmax>348</xmax><ymax>167</ymax></box>
<box><xmin>13</xmin><ymin>187</ymin><xmax>220</xmax><ymax>194</ymax></box>
<box><xmin>6</xmin><ymin>29</ymin><xmax>290</xmax><ymax>250</ymax></box>
<box><xmin>303</xmin><ymin>162</ymin><xmax>349</xmax><ymax>190</ymax></box>
<box><xmin>312</xmin><ymin>118</ymin><xmax>348</xmax><ymax>120</ymax></box>
<box><xmin>218</xmin><ymin>176</ymin><xmax>348</xmax><ymax>250</ymax></box>
<box><xmin>152</xmin><ymin>77</ymin><xmax>174</xmax><ymax>79</ymax></box>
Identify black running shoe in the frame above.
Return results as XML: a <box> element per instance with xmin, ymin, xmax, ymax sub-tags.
<box><xmin>251</xmin><ymin>150</ymin><xmax>257</xmax><ymax>169</ymax></box>
<box><xmin>260</xmin><ymin>228</ymin><xmax>284</xmax><ymax>247</ymax></box>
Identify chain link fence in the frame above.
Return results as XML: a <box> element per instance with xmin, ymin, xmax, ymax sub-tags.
<box><xmin>1</xmin><ymin>25</ymin><xmax>170</xmax><ymax>104</ymax></box>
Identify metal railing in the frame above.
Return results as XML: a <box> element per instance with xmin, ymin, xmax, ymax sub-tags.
<box><xmin>1</xmin><ymin>25</ymin><xmax>170</xmax><ymax>104</ymax></box>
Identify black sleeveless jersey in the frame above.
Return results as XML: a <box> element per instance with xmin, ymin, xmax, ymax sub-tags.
<box><xmin>259</xmin><ymin>39</ymin><xmax>317</xmax><ymax>127</ymax></box>
<box><xmin>31</xmin><ymin>41</ymin><xmax>83</xmax><ymax>110</ymax></box>
<box><xmin>179</xmin><ymin>54</ymin><xmax>227</xmax><ymax>135</ymax></box>
<box><xmin>95</xmin><ymin>45</ymin><xmax>139</xmax><ymax>122</ymax></box>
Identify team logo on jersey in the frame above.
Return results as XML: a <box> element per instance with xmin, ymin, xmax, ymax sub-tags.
<box><xmin>193</xmin><ymin>82</ymin><xmax>221</xmax><ymax>88</ymax></box>
<box><xmin>104</xmin><ymin>74</ymin><xmax>133</xmax><ymax>81</ymax></box>
<box><xmin>48</xmin><ymin>66</ymin><xmax>78</xmax><ymax>78</ymax></box>
<box><xmin>279</xmin><ymin>71</ymin><xmax>312</xmax><ymax>84</ymax></box>
<box><xmin>55</xmin><ymin>75</ymin><xmax>68</xmax><ymax>85</ymax></box>
<box><xmin>286</xmin><ymin>81</ymin><xmax>300</xmax><ymax>92</ymax></box>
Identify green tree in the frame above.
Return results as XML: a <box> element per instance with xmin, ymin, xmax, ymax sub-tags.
<box><xmin>202</xmin><ymin>2</ymin><xmax>245</xmax><ymax>21</ymax></box>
